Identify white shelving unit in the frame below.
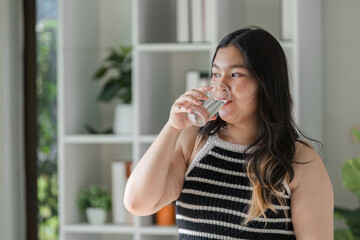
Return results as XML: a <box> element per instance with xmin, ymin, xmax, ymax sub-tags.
<box><xmin>58</xmin><ymin>0</ymin><xmax>322</xmax><ymax>240</ymax></box>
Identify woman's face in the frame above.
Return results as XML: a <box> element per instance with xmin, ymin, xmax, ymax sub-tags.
<box><xmin>211</xmin><ymin>44</ymin><xmax>259</xmax><ymax>125</ymax></box>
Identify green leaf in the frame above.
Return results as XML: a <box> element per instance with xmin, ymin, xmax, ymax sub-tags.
<box><xmin>107</xmin><ymin>48</ymin><xmax>123</xmax><ymax>64</ymax></box>
<box><xmin>335</xmin><ymin>206</ymin><xmax>352</xmax><ymax>220</ymax></box>
<box><xmin>346</xmin><ymin>208</ymin><xmax>360</xmax><ymax>238</ymax></box>
<box><xmin>97</xmin><ymin>79</ymin><xmax>122</xmax><ymax>102</ymax></box>
<box><xmin>77</xmin><ymin>185</ymin><xmax>112</xmax><ymax>211</ymax></box>
<box><xmin>344</xmin><ymin>208</ymin><xmax>360</xmax><ymax>223</ymax></box>
<box><xmin>353</xmin><ymin>129</ymin><xmax>360</xmax><ymax>142</ymax></box>
<box><xmin>120</xmin><ymin>71</ymin><xmax>132</xmax><ymax>86</ymax></box>
<box><xmin>342</xmin><ymin>158</ymin><xmax>360</xmax><ymax>197</ymax></box>
<box><xmin>335</xmin><ymin>208</ymin><xmax>360</xmax><ymax>238</ymax></box>
<box><xmin>94</xmin><ymin>45</ymin><xmax>132</xmax><ymax>103</ymax></box>
<box><xmin>118</xmin><ymin>87</ymin><xmax>132</xmax><ymax>104</ymax></box>
<box><xmin>334</xmin><ymin>229</ymin><xmax>354</xmax><ymax>240</ymax></box>
<box><xmin>93</xmin><ymin>67</ymin><xmax>108</xmax><ymax>79</ymax></box>
<box><xmin>119</xmin><ymin>45</ymin><xmax>132</xmax><ymax>57</ymax></box>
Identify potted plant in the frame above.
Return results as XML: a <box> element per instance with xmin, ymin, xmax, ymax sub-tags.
<box><xmin>93</xmin><ymin>45</ymin><xmax>132</xmax><ymax>135</ymax></box>
<box><xmin>334</xmin><ymin>129</ymin><xmax>360</xmax><ymax>240</ymax></box>
<box><xmin>77</xmin><ymin>185</ymin><xmax>112</xmax><ymax>225</ymax></box>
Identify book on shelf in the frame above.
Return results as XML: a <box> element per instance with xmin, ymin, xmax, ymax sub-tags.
<box><xmin>203</xmin><ymin>0</ymin><xmax>215</xmax><ymax>43</ymax></box>
<box><xmin>281</xmin><ymin>0</ymin><xmax>294</xmax><ymax>40</ymax></box>
<box><xmin>112</xmin><ymin>161</ymin><xmax>132</xmax><ymax>224</ymax></box>
<box><xmin>185</xmin><ymin>70</ymin><xmax>210</xmax><ymax>91</ymax></box>
<box><xmin>176</xmin><ymin>0</ymin><xmax>215</xmax><ymax>43</ymax></box>
<box><xmin>176</xmin><ymin>0</ymin><xmax>190</xmax><ymax>42</ymax></box>
<box><xmin>190</xmin><ymin>0</ymin><xmax>203</xmax><ymax>42</ymax></box>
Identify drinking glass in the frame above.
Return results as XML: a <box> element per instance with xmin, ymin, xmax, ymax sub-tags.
<box><xmin>187</xmin><ymin>81</ymin><xmax>231</xmax><ymax>127</ymax></box>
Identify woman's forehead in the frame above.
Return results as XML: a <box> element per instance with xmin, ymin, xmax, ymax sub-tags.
<box><xmin>213</xmin><ymin>46</ymin><xmax>246</xmax><ymax>69</ymax></box>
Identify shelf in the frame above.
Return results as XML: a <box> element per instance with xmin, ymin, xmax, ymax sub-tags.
<box><xmin>139</xmin><ymin>226</ymin><xmax>178</xmax><ymax>235</ymax></box>
<box><xmin>137</xmin><ymin>41</ymin><xmax>293</xmax><ymax>52</ymax></box>
<box><xmin>63</xmin><ymin>224</ymin><xmax>135</xmax><ymax>234</ymax></box>
<box><xmin>63</xmin><ymin>134</ymin><xmax>159</xmax><ymax>144</ymax></box>
<box><xmin>137</xmin><ymin>43</ymin><xmax>213</xmax><ymax>52</ymax></box>
<box><xmin>63</xmin><ymin>135</ymin><xmax>135</xmax><ymax>144</ymax></box>
<box><xmin>63</xmin><ymin>224</ymin><xmax>178</xmax><ymax>235</ymax></box>
<box><xmin>139</xmin><ymin>135</ymin><xmax>157</xmax><ymax>143</ymax></box>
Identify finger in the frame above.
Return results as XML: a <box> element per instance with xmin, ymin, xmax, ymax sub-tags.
<box><xmin>176</xmin><ymin>94</ymin><xmax>203</xmax><ymax>106</ymax></box>
<box><xmin>195</xmin><ymin>86</ymin><xmax>213</xmax><ymax>92</ymax></box>
<box><xmin>190</xmin><ymin>86</ymin><xmax>213</xmax><ymax>95</ymax></box>
<box><xmin>172</xmin><ymin>104</ymin><xmax>192</xmax><ymax>114</ymax></box>
<box><xmin>184</xmin><ymin>89</ymin><xmax>210</xmax><ymax>101</ymax></box>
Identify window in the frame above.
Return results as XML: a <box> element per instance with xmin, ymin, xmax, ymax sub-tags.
<box><xmin>36</xmin><ymin>0</ymin><xmax>58</xmax><ymax>239</ymax></box>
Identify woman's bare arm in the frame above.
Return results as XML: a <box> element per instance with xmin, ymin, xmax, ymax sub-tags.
<box><xmin>124</xmin><ymin>87</ymin><xmax>210</xmax><ymax>216</ymax></box>
<box><xmin>124</xmin><ymin>123</ymin><xmax>199</xmax><ymax>216</ymax></box>
<box><xmin>290</xmin><ymin>143</ymin><xmax>334</xmax><ymax>240</ymax></box>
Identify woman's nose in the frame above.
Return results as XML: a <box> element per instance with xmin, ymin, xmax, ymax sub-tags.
<box><xmin>217</xmin><ymin>77</ymin><xmax>230</xmax><ymax>91</ymax></box>
<box><xmin>211</xmin><ymin>80</ymin><xmax>231</xmax><ymax>100</ymax></box>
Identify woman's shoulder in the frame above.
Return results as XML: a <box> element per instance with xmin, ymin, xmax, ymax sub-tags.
<box><xmin>288</xmin><ymin>141</ymin><xmax>328</xmax><ymax>191</ymax></box>
<box><xmin>294</xmin><ymin>140</ymin><xmax>320</xmax><ymax>163</ymax></box>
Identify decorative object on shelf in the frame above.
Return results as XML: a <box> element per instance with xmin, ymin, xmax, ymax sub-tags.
<box><xmin>155</xmin><ymin>202</ymin><xmax>176</xmax><ymax>226</ymax></box>
<box><xmin>112</xmin><ymin>161</ymin><xmax>133</xmax><ymax>224</ymax></box>
<box><xmin>85</xmin><ymin>208</ymin><xmax>107</xmax><ymax>225</ymax></box>
<box><xmin>77</xmin><ymin>185</ymin><xmax>112</xmax><ymax>225</ymax></box>
<box><xmin>334</xmin><ymin>129</ymin><xmax>360</xmax><ymax>240</ymax></box>
<box><xmin>185</xmin><ymin>70</ymin><xmax>209</xmax><ymax>91</ymax></box>
<box><xmin>176</xmin><ymin>0</ymin><xmax>215</xmax><ymax>43</ymax></box>
<box><xmin>93</xmin><ymin>45</ymin><xmax>133</xmax><ymax>135</ymax></box>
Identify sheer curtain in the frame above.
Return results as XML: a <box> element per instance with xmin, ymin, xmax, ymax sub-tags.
<box><xmin>0</xmin><ymin>0</ymin><xmax>26</xmax><ymax>239</ymax></box>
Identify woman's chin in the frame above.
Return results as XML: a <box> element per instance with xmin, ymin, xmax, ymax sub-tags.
<box><xmin>218</xmin><ymin>110</ymin><xmax>232</xmax><ymax>122</ymax></box>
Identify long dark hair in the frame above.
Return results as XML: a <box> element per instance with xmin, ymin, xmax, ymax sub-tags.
<box><xmin>199</xmin><ymin>26</ymin><xmax>316</xmax><ymax>222</ymax></box>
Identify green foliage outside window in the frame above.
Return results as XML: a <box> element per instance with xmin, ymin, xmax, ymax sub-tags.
<box><xmin>36</xmin><ymin>19</ymin><xmax>58</xmax><ymax>240</ymax></box>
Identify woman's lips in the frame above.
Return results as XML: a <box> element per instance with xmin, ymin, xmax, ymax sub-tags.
<box><xmin>224</xmin><ymin>101</ymin><xmax>232</xmax><ymax>106</ymax></box>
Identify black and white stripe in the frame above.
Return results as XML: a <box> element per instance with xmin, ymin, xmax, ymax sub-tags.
<box><xmin>176</xmin><ymin>133</ymin><xmax>296</xmax><ymax>240</ymax></box>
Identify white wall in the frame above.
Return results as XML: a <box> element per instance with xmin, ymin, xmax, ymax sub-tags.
<box><xmin>0</xmin><ymin>0</ymin><xmax>26</xmax><ymax>239</ymax></box>
<box><xmin>323</xmin><ymin>0</ymin><xmax>360</xmax><ymax>229</ymax></box>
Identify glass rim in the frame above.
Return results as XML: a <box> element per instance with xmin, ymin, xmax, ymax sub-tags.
<box><xmin>209</xmin><ymin>81</ymin><xmax>231</xmax><ymax>100</ymax></box>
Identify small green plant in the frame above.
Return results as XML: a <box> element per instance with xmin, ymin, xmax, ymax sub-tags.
<box><xmin>77</xmin><ymin>185</ymin><xmax>112</xmax><ymax>212</ymax></box>
<box><xmin>334</xmin><ymin>129</ymin><xmax>360</xmax><ymax>240</ymax></box>
<box><xmin>93</xmin><ymin>45</ymin><xmax>132</xmax><ymax>104</ymax></box>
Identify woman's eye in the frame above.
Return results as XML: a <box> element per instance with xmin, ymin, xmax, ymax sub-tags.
<box><xmin>232</xmin><ymin>73</ymin><xmax>243</xmax><ymax>77</ymax></box>
<box><xmin>212</xmin><ymin>73</ymin><xmax>220</xmax><ymax>78</ymax></box>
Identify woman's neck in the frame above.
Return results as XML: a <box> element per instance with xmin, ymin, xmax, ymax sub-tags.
<box><xmin>219</xmin><ymin>121</ymin><xmax>258</xmax><ymax>146</ymax></box>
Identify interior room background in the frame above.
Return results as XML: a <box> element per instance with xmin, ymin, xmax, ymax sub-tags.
<box><xmin>1</xmin><ymin>0</ymin><xmax>360</xmax><ymax>240</ymax></box>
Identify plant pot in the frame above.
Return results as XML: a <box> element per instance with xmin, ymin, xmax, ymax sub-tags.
<box><xmin>86</xmin><ymin>208</ymin><xmax>107</xmax><ymax>225</ymax></box>
<box><xmin>113</xmin><ymin>103</ymin><xmax>133</xmax><ymax>135</ymax></box>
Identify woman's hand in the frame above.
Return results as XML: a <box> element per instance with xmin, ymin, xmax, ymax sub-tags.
<box><xmin>168</xmin><ymin>86</ymin><xmax>212</xmax><ymax>130</ymax></box>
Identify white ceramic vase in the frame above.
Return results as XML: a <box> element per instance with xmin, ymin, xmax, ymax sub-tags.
<box><xmin>86</xmin><ymin>208</ymin><xmax>107</xmax><ymax>225</ymax></box>
<box><xmin>113</xmin><ymin>103</ymin><xmax>133</xmax><ymax>135</ymax></box>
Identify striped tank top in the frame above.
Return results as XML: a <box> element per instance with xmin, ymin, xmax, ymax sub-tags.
<box><xmin>176</xmin><ymin>133</ymin><xmax>296</xmax><ymax>240</ymax></box>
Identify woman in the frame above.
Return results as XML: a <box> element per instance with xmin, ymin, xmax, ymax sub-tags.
<box><xmin>124</xmin><ymin>26</ymin><xmax>333</xmax><ymax>239</ymax></box>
